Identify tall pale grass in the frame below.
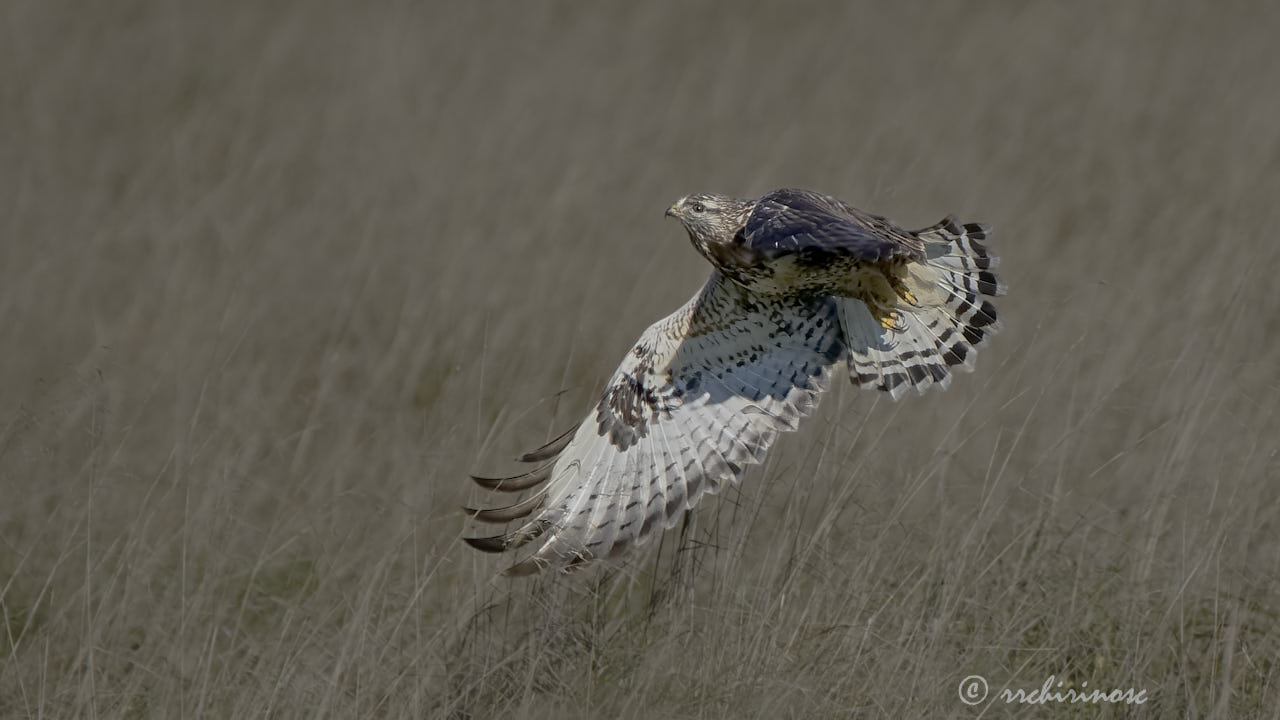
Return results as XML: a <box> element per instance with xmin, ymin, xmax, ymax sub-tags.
<box><xmin>1</xmin><ymin>2</ymin><xmax>1277</xmax><ymax>717</ymax></box>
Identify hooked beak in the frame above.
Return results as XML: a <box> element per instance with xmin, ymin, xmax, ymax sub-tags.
<box><xmin>664</xmin><ymin>204</ymin><xmax>678</xmax><ymax>218</ymax></box>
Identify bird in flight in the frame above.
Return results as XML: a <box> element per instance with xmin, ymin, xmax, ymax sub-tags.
<box><xmin>464</xmin><ymin>188</ymin><xmax>1004</xmax><ymax>575</ymax></box>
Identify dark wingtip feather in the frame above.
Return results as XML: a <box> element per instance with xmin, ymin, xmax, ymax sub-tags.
<box><xmin>461</xmin><ymin>488</ymin><xmax>548</xmax><ymax>524</ymax></box>
<box><xmin>463</xmin><ymin>535</ymin><xmax>510</xmax><ymax>553</ymax></box>
<box><xmin>502</xmin><ymin>556</ymin><xmax>547</xmax><ymax>577</ymax></box>
<box><xmin>464</xmin><ymin>517</ymin><xmax>552</xmax><ymax>559</ymax></box>
<box><xmin>470</xmin><ymin>462</ymin><xmax>554</xmax><ymax>492</ymax></box>
<box><xmin>518</xmin><ymin>424</ymin><xmax>579</xmax><ymax>463</ymax></box>
<box><xmin>912</xmin><ymin>215</ymin><xmax>960</xmax><ymax>237</ymax></box>
<box><xmin>501</xmin><ymin>550</ymin><xmax>591</xmax><ymax>577</ymax></box>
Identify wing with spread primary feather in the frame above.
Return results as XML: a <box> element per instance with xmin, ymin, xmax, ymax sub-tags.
<box><xmin>464</xmin><ymin>271</ymin><xmax>845</xmax><ymax>575</ymax></box>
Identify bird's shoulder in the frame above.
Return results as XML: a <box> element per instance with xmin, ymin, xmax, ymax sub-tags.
<box><xmin>742</xmin><ymin>188</ymin><xmax>925</xmax><ymax>262</ymax></box>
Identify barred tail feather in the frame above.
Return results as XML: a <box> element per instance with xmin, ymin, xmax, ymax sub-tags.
<box><xmin>839</xmin><ymin>217</ymin><xmax>1004</xmax><ymax>399</ymax></box>
<box><xmin>838</xmin><ymin>299</ymin><xmax>953</xmax><ymax>400</ymax></box>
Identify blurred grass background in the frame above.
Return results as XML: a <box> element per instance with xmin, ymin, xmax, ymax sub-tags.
<box><xmin>2</xmin><ymin>1</ymin><xmax>1279</xmax><ymax>717</ymax></box>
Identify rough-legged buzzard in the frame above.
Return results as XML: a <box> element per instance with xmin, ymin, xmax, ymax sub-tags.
<box><xmin>464</xmin><ymin>188</ymin><xmax>1005</xmax><ymax>575</ymax></box>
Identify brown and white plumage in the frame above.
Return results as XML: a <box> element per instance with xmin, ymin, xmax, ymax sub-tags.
<box><xmin>464</xmin><ymin>188</ymin><xmax>1005</xmax><ymax>575</ymax></box>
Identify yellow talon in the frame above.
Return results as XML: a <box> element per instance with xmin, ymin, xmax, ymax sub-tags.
<box><xmin>888</xmin><ymin>273</ymin><xmax>920</xmax><ymax>307</ymax></box>
<box><xmin>879</xmin><ymin>310</ymin><xmax>900</xmax><ymax>330</ymax></box>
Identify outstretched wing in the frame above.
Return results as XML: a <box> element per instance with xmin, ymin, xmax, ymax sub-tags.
<box><xmin>740</xmin><ymin>188</ymin><xmax>924</xmax><ymax>262</ymax></box>
<box><xmin>464</xmin><ymin>272</ymin><xmax>845</xmax><ymax>575</ymax></box>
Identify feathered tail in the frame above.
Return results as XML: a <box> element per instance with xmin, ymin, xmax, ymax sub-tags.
<box><xmin>838</xmin><ymin>217</ymin><xmax>1005</xmax><ymax>399</ymax></box>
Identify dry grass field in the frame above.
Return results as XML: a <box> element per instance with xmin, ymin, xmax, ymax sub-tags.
<box><xmin>3</xmin><ymin>1</ymin><xmax>1280</xmax><ymax>717</ymax></box>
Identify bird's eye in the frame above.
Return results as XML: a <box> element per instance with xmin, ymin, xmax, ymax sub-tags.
<box><xmin>691</xmin><ymin>202</ymin><xmax>706</xmax><ymax>213</ymax></box>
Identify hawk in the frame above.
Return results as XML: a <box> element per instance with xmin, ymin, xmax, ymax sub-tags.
<box><xmin>464</xmin><ymin>188</ymin><xmax>1005</xmax><ymax>575</ymax></box>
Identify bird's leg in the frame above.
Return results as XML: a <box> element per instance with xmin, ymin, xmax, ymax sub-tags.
<box><xmin>872</xmin><ymin>266</ymin><xmax>916</xmax><ymax>330</ymax></box>
<box><xmin>672</xmin><ymin>509</ymin><xmax>694</xmax><ymax>576</ymax></box>
<box><xmin>889</xmin><ymin>274</ymin><xmax>921</xmax><ymax>307</ymax></box>
<box><xmin>672</xmin><ymin>509</ymin><xmax>700</xmax><ymax>595</ymax></box>
<box><xmin>876</xmin><ymin>308</ymin><xmax>905</xmax><ymax>331</ymax></box>
<box><xmin>848</xmin><ymin>269</ymin><xmax>907</xmax><ymax>331</ymax></box>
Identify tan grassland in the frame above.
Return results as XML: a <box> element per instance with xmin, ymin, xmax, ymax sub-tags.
<box><xmin>2</xmin><ymin>2</ymin><xmax>1278</xmax><ymax>717</ymax></box>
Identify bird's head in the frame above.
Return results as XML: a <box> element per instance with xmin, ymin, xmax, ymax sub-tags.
<box><xmin>665</xmin><ymin>193</ymin><xmax>755</xmax><ymax>263</ymax></box>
